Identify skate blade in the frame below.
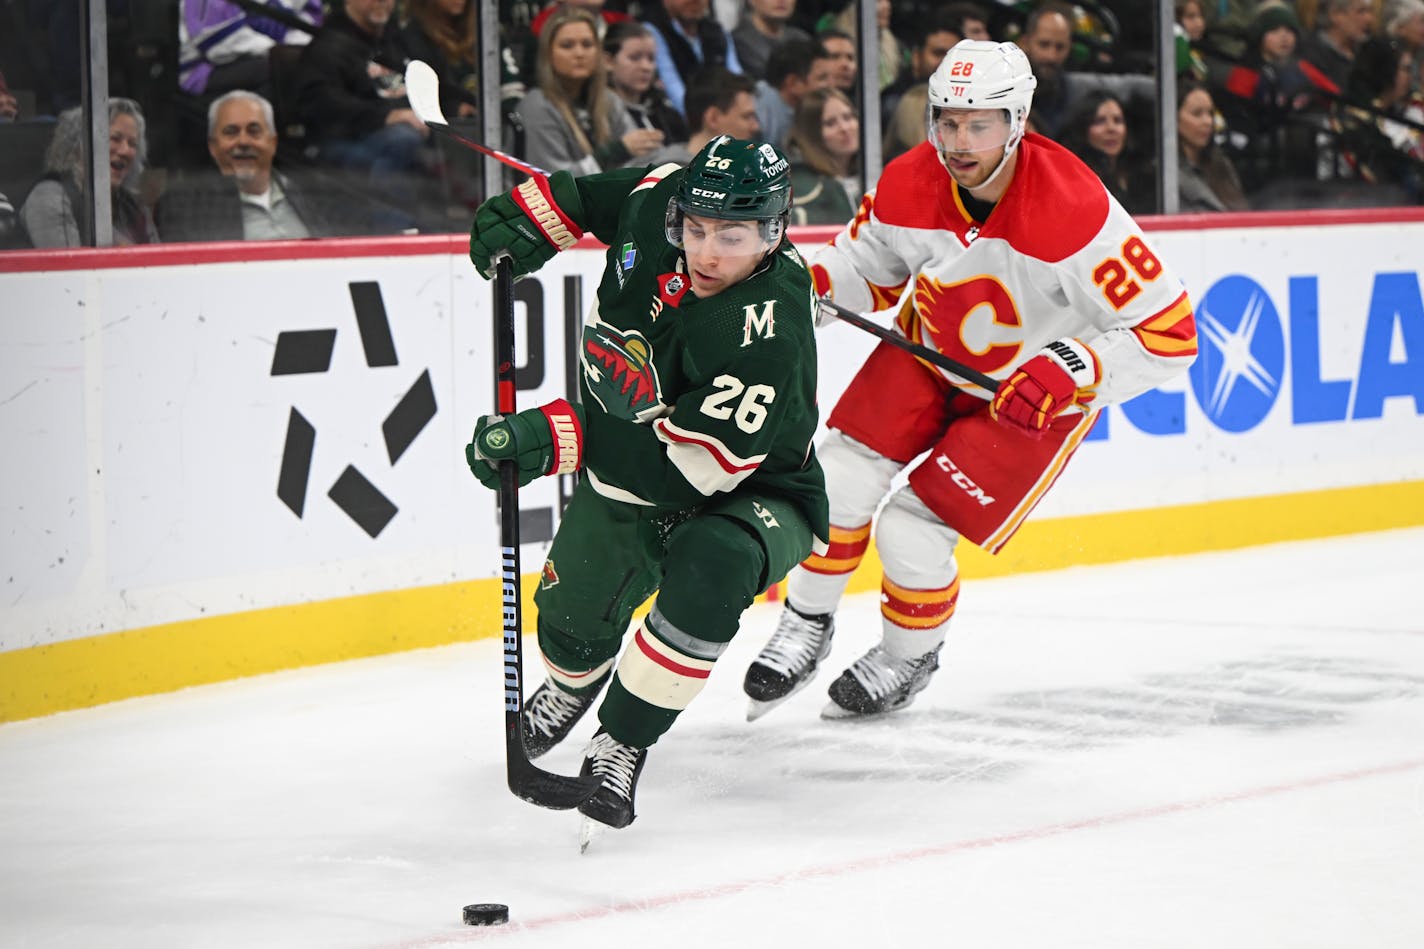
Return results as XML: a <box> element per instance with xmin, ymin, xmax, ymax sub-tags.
<box><xmin>579</xmin><ymin>815</ymin><xmax>607</xmax><ymax>854</ymax></box>
<box><xmin>746</xmin><ymin>696</ymin><xmax>790</xmax><ymax>722</ymax></box>
<box><xmin>819</xmin><ymin>694</ymin><xmax>919</xmax><ymax>721</ymax></box>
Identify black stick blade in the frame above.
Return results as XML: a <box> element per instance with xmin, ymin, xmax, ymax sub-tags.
<box><xmin>508</xmin><ymin>760</ymin><xmax>603</xmax><ymax>810</ymax></box>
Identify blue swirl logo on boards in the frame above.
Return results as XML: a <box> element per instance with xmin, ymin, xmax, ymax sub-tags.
<box><xmin>1187</xmin><ymin>275</ymin><xmax>1285</xmax><ymax>433</ymax></box>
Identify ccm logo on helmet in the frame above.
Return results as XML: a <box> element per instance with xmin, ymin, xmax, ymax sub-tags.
<box><xmin>692</xmin><ymin>187</ymin><xmax>727</xmax><ymax>199</ymax></box>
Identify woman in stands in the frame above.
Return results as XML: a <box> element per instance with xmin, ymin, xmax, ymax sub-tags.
<box><xmin>401</xmin><ymin>0</ymin><xmax>479</xmax><ymax>120</ymax></box>
<box><xmin>602</xmin><ymin>21</ymin><xmax>687</xmax><ymax>148</ymax></box>
<box><xmin>1176</xmin><ymin>78</ymin><xmax>1250</xmax><ymax>211</ymax></box>
<box><xmin>1060</xmin><ymin>89</ymin><xmax>1155</xmax><ymax>215</ymax></box>
<box><xmin>514</xmin><ymin>5</ymin><xmax>663</xmax><ymax>175</ymax></box>
<box><xmin>786</xmin><ymin>87</ymin><xmax>861</xmax><ymax>225</ymax></box>
<box><xmin>20</xmin><ymin>98</ymin><xmax>156</xmax><ymax>247</ymax></box>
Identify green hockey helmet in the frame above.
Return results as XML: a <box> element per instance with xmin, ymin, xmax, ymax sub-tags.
<box><xmin>666</xmin><ymin>135</ymin><xmax>792</xmax><ymax>248</ymax></box>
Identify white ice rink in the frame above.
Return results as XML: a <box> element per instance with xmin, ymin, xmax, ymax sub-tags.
<box><xmin>3</xmin><ymin>528</ymin><xmax>1422</xmax><ymax>948</ymax></box>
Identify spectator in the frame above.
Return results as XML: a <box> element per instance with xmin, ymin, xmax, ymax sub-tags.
<box><xmin>754</xmin><ymin>37</ymin><xmax>835</xmax><ymax>150</ymax></box>
<box><xmin>1016</xmin><ymin>1</ymin><xmax>1155</xmax><ymax>140</ymax></box>
<box><xmin>1177</xmin><ymin>79</ymin><xmax>1250</xmax><ymax>211</ymax></box>
<box><xmin>880</xmin><ymin>9</ymin><xmax>964</xmax><ymax>138</ymax></box>
<box><xmin>1335</xmin><ymin>35</ymin><xmax>1424</xmax><ymax>198</ymax></box>
<box><xmin>816</xmin><ymin>27</ymin><xmax>857</xmax><ymax>95</ymax></box>
<box><xmin>1175</xmin><ymin>0</ymin><xmax>1209</xmax><ymax>80</ymax></box>
<box><xmin>657</xmin><ymin>67</ymin><xmax>760</xmax><ymax>164</ymax></box>
<box><xmin>881</xmin><ymin>12</ymin><xmax>966</xmax><ymax>163</ymax></box>
<box><xmin>603</xmin><ymin>21</ymin><xmax>689</xmax><ymax>147</ymax></box>
<box><xmin>952</xmin><ymin>2</ymin><xmax>991</xmax><ymax>41</ymax></box>
<box><xmin>157</xmin><ymin>91</ymin><xmax>366</xmax><ymax>242</ymax></box>
<box><xmin>516</xmin><ymin>5</ymin><xmax>664</xmax><ymax>175</ymax></box>
<box><xmin>20</xmin><ymin>99</ymin><xmax>156</xmax><ymax>247</ymax></box>
<box><xmin>732</xmin><ymin>0</ymin><xmax>812</xmax><ymax>81</ymax></box>
<box><xmin>513</xmin><ymin>0</ymin><xmax>634</xmax><ymax>84</ymax></box>
<box><xmin>295</xmin><ymin>0</ymin><xmax>429</xmax><ymax>185</ymax></box>
<box><xmin>642</xmin><ymin>0</ymin><xmax>745</xmax><ymax>118</ymax></box>
<box><xmin>822</xmin><ymin>0</ymin><xmax>901</xmax><ymax>92</ymax></box>
<box><xmin>786</xmin><ymin>86</ymin><xmax>860</xmax><ymax>224</ymax></box>
<box><xmin>1302</xmin><ymin>0</ymin><xmax>1378</xmax><ymax>93</ymax></box>
<box><xmin>1386</xmin><ymin>0</ymin><xmax>1424</xmax><ymax>96</ymax></box>
<box><xmin>178</xmin><ymin>0</ymin><xmax>323</xmax><ymax>98</ymax></box>
<box><xmin>1060</xmin><ymin>89</ymin><xmax>1155</xmax><ymax>215</ymax></box>
<box><xmin>1217</xmin><ymin>2</ymin><xmax>1338</xmax><ymax>192</ymax></box>
<box><xmin>401</xmin><ymin>0</ymin><xmax>479</xmax><ymax>120</ymax></box>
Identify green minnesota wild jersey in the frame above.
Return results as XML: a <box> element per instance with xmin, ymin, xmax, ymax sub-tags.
<box><xmin>563</xmin><ymin>162</ymin><xmax>829</xmax><ymax>550</ymax></box>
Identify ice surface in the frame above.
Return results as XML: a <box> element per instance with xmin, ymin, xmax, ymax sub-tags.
<box><xmin>2</xmin><ymin>529</ymin><xmax>1422</xmax><ymax>948</ymax></box>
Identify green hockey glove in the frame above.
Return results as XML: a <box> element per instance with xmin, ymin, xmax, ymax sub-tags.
<box><xmin>465</xmin><ymin>398</ymin><xmax>585</xmax><ymax>490</ymax></box>
<box><xmin>469</xmin><ymin>172</ymin><xmax>586</xmax><ymax>279</ymax></box>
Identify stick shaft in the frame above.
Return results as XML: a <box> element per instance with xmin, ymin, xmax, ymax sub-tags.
<box><xmin>494</xmin><ymin>257</ymin><xmax>524</xmax><ymax>789</ymax></box>
<box><xmin>819</xmin><ymin>296</ymin><xmax>1000</xmax><ymax>394</ymax></box>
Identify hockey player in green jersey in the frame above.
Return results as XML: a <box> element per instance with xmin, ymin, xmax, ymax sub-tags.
<box><xmin>465</xmin><ymin>135</ymin><xmax>829</xmax><ymax>836</ymax></box>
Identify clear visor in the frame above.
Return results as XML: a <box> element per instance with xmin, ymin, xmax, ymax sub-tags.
<box><xmin>665</xmin><ymin>199</ymin><xmax>784</xmax><ymax>251</ymax></box>
<box><xmin>928</xmin><ymin>107</ymin><xmax>1013</xmax><ymax>155</ymax></box>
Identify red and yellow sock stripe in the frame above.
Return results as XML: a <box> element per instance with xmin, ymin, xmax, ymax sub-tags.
<box><xmin>881</xmin><ymin>575</ymin><xmax>960</xmax><ymax>630</ymax></box>
<box><xmin>802</xmin><ymin>521</ymin><xmax>871</xmax><ymax>576</ymax></box>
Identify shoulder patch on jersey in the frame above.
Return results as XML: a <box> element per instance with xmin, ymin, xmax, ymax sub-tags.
<box><xmin>982</xmin><ymin>135</ymin><xmax>1111</xmax><ymax>263</ymax></box>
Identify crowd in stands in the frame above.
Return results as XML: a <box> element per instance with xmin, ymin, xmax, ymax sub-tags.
<box><xmin>2</xmin><ymin>0</ymin><xmax>1423</xmax><ymax>249</ymax></box>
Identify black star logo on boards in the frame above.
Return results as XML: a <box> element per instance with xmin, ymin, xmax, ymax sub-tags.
<box><xmin>270</xmin><ymin>281</ymin><xmax>437</xmax><ymax>538</ymax></box>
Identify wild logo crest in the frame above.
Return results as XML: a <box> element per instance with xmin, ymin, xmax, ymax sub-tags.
<box><xmin>581</xmin><ymin>322</ymin><xmax>667</xmax><ymax>421</ymax></box>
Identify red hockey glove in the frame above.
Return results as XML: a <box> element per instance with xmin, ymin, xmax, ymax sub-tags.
<box><xmin>465</xmin><ymin>399</ymin><xmax>585</xmax><ymax>490</ymax></box>
<box><xmin>991</xmin><ymin>337</ymin><xmax>1101</xmax><ymax>438</ymax></box>
<box><xmin>469</xmin><ymin>172</ymin><xmax>585</xmax><ymax>279</ymax></box>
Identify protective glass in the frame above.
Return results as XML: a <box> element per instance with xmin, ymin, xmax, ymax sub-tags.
<box><xmin>680</xmin><ymin>214</ymin><xmax>769</xmax><ymax>259</ymax></box>
<box><xmin>928</xmin><ymin>107</ymin><xmax>1012</xmax><ymax>155</ymax></box>
<box><xmin>665</xmin><ymin>199</ymin><xmax>784</xmax><ymax>249</ymax></box>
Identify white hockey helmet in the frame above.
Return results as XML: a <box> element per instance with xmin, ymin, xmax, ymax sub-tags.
<box><xmin>925</xmin><ymin>40</ymin><xmax>1037</xmax><ymax>180</ymax></box>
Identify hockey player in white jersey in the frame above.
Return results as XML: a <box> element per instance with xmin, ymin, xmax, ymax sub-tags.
<box><xmin>743</xmin><ymin>40</ymin><xmax>1199</xmax><ymax>720</ymax></box>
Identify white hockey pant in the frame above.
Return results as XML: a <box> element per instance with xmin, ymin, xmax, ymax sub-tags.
<box><xmin>786</xmin><ymin>430</ymin><xmax>961</xmax><ymax>657</ymax></box>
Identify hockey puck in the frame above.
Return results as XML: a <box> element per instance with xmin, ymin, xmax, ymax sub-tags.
<box><xmin>462</xmin><ymin>903</ymin><xmax>509</xmax><ymax>926</ymax></box>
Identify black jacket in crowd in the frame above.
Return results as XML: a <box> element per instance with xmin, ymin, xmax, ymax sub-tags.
<box><xmin>295</xmin><ymin>8</ymin><xmax>416</xmax><ymax>144</ymax></box>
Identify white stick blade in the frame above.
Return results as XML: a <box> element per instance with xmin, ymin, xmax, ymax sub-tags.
<box><xmin>404</xmin><ymin>59</ymin><xmax>448</xmax><ymax>126</ymax></box>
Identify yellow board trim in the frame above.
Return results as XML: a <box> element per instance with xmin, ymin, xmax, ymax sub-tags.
<box><xmin>4</xmin><ymin>480</ymin><xmax>1422</xmax><ymax>724</ymax></box>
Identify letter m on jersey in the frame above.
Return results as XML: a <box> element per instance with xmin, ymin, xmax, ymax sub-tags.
<box><xmin>741</xmin><ymin>300</ymin><xmax>776</xmax><ymax>347</ymax></box>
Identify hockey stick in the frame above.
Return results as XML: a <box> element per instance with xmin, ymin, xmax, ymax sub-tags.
<box><xmin>491</xmin><ymin>254</ymin><xmax>602</xmax><ymax>810</ymax></box>
<box><xmin>404</xmin><ymin>60</ymin><xmax>551</xmax><ymax>179</ymax></box>
<box><xmin>817</xmin><ymin>295</ymin><xmax>1001</xmax><ymax>395</ymax></box>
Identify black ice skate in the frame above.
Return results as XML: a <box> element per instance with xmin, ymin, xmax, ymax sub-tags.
<box><xmin>823</xmin><ymin>644</ymin><xmax>942</xmax><ymax>719</ymax></box>
<box><xmin>522</xmin><ymin>672</ymin><xmax>609</xmax><ymax>759</ymax></box>
<box><xmin>743</xmin><ymin>603</ymin><xmax>835</xmax><ymax>721</ymax></box>
<box><xmin>577</xmin><ymin>728</ymin><xmax>648</xmax><ymax>850</ymax></box>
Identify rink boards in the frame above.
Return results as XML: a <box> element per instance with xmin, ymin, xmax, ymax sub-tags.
<box><xmin>2</xmin><ymin>210</ymin><xmax>1422</xmax><ymax>721</ymax></box>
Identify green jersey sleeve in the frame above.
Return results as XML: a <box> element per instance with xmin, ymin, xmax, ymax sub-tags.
<box><xmin>569</xmin><ymin>163</ymin><xmax>670</xmax><ymax>246</ymax></box>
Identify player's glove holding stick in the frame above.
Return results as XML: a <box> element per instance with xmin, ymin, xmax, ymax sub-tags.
<box><xmin>469</xmin><ymin>171</ymin><xmax>587</xmax><ymax>279</ymax></box>
<box><xmin>991</xmin><ymin>337</ymin><xmax>1101</xmax><ymax>438</ymax></box>
<box><xmin>466</xmin><ymin>399</ymin><xmax>585</xmax><ymax>490</ymax></box>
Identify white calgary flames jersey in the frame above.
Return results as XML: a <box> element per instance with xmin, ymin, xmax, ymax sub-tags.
<box><xmin>809</xmin><ymin>136</ymin><xmax>1198</xmax><ymax>407</ymax></box>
